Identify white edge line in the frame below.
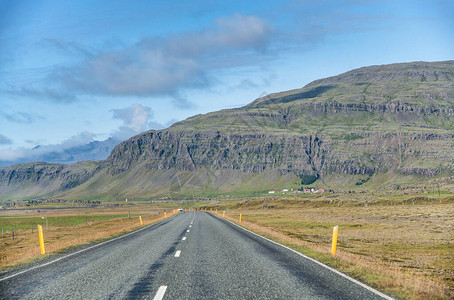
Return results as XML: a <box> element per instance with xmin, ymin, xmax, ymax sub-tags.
<box><xmin>210</xmin><ymin>212</ymin><xmax>394</xmax><ymax>300</ymax></box>
<box><xmin>153</xmin><ymin>285</ymin><xmax>168</xmax><ymax>300</ymax></box>
<box><xmin>0</xmin><ymin>217</ymin><xmax>171</xmax><ymax>282</ymax></box>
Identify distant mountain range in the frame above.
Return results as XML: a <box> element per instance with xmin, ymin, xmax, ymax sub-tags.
<box><xmin>0</xmin><ymin>138</ymin><xmax>120</xmax><ymax>167</ymax></box>
<box><xmin>1</xmin><ymin>61</ymin><xmax>453</xmax><ymax>200</ymax></box>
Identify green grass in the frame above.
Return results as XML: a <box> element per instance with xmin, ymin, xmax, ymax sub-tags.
<box><xmin>0</xmin><ymin>214</ymin><xmax>128</xmax><ymax>230</ymax></box>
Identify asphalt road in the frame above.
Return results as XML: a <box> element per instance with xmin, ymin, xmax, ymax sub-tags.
<box><xmin>0</xmin><ymin>212</ymin><xmax>392</xmax><ymax>299</ymax></box>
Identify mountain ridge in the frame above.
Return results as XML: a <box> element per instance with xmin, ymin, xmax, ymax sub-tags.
<box><xmin>0</xmin><ymin>138</ymin><xmax>120</xmax><ymax>167</ymax></box>
<box><xmin>1</xmin><ymin>60</ymin><xmax>454</xmax><ymax>200</ymax></box>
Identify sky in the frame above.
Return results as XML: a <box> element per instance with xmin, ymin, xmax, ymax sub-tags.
<box><xmin>0</xmin><ymin>0</ymin><xmax>453</xmax><ymax>165</ymax></box>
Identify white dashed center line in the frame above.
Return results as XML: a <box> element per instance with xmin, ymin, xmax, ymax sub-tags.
<box><xmin>187</xmin><ymin>230</ymin><xmax>190</xmax><ymax>232</ymax></box>
<box><xmin>189</xmin><ymin>225</ymin><xmax>192</xmax><ymax>228</ymax></box>
<box><xmin>182</xmin><ymin>237</ymin><xmax>186</xmax><ymax>240</ymax></box>
<box><xmin>175</xmin><ymin>250</ymin><xmax>181</xmax><ymax>257</ymax></box>
<box><xmin>153</xmin><ymin>285</ymin><xmax>167</xmax><ymax>300</ymax></box>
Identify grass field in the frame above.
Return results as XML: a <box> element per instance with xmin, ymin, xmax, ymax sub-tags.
<box><xmin>0</xmin><ymin>205</ymin><xmax>173</xmax><ymax>269</ymax></box>
<box><xmin>214</xmin><ymin>194</ymin><xmax>454</xmax><ymax>299</ymax></box>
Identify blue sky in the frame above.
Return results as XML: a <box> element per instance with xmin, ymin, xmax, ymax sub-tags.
<box><xmin>0</xmin><ymin>0</ymin><xmax>453</xmax><ymax>165</ymax></box>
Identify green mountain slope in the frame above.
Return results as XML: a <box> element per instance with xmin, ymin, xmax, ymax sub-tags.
<box><xmin>2</xmin><ymin>61</ymin><xmax>454</xmax><ymax>200</ymax></box>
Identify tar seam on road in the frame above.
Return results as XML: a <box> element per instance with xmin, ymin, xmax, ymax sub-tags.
<box><xmin>211</xmin><ymin>213</ymin><xmax>395</xmax><ymax>300</ymax></box>
<box><xmin>153</xmin><ymin>285</ymin><xmax>168</xmax><ymax>300</ymax></box>
<box><xmin>0</xmin><ymin>216</ymin><xmax>173</xmax><ymax>282</ymax></box>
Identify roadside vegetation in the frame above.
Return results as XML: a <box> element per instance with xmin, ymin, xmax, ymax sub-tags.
<box><xmin>206</xmin><ymin>194</ymin><xmax>454</xmax><ymax>299</ymax></box>
<box><xmin>0</xmin><ymin>205</ymin><xmax>170</xmax><ymax>269</ymax></box>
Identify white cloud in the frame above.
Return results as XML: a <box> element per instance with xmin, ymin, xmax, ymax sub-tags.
<box><xmin>111</xmin><ymin>103</ymin><xmax>158</xmax><ymax>140</ymax></box>
<box><xmin>112</xmin><ymin>103</ymin><xmax>153</xmax><ymax>131</ymax></box>
<box><xmin>0</xmin><ymin>131</ymin><xmax>96</xmax><ymax>162</ymax></box>
<box><xmin>54</xmin><ymin>14</ymin><xmax>272</xmax><ymax>106</ymax></box>
<box><xmin>112</xmin><ymin>103</ymin><xmax>151</xmax><ymax>132</ymax></box>
<box><xmin>0</xmin><ymin>148</ymin><xmax>24</xmax><ymax>161</ymax></box>
<box><xmin>0</xmin><ymin>104</ymin><xmax>171</xmax><ymax>165</ymax></box>
<box><xmin>55</xmin><ymin>131</ymin><xmax>96</xmax><ymax>149</ymax></box>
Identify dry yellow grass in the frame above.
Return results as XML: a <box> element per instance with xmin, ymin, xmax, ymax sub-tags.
<box><xmin>221</xmin><ymin>201</ymin><xmax>453</xmax><ymax>299</ymax></box>
<box><xmin>0</xmin><ymin>206</ymin><xmax>173</xmax><ymax>269</ymax></box>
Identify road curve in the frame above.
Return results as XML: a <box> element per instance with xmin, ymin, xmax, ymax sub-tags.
<box><xmin>0</xmin><ymin>212</ymin><xmax>392</xmax><ymax>299</ymax></box>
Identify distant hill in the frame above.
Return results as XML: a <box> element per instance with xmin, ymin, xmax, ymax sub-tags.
<box><xmin>1</xmin><ymin>61</ymin><xmax>454</xmax><ymax>200</ymax></box>
<box><xmin>0</xmin><ymin>138</ymin><xmax>120</xmax><ymax>167</ymax></box>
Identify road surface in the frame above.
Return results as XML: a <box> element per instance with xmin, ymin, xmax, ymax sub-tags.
<box><xmin>0</xmin><ymin>212</ymin><xmax>392</xmax><ymax>299</ymax></box>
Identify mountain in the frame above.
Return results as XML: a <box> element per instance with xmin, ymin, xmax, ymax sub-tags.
<box><xmin>0</xmin><ymin>138</ymin><xmax>120</xmax><ymax>167</ymax></box>
<box><xmin>1</xmin><ymin>61</ymin><xmax>454</xmax><ymax>200</ymax></box>
<box><xmin>39</xmin><ymin>138</ymin><xmax>120</xmax><ymax>164</ymax></box>
<box><xmin>0</xmin><ymin>161</ymin><xmax>100</xmax><ymax>199</ymax></box>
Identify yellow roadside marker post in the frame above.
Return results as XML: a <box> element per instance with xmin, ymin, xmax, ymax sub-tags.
<box><xmin>331</xmin><ymin>226</ymin><xmax>339</xmax><ymax>255</ymax></box>
<box><xmin>223</xmin><ymin>211</ymin><xmax>225</xmax><ymax>217</ymax></box>
<box><xmin>239</xmin><ymin>213</ymin><xmax>242</xmax><ymax>223</ymax></box>
<box><xmin>215</xmin><ymin>209</ymin><xmax>218</xmax><ymax>214</ymax></box>
<box><xmin>37</xmin><ymin>225</ymin><xmax>45</xmax><ymax>255</ymax></box>
<box><xmin>139</xmin><ymin>216</ymin><xmax>143</xmax><ymax>226</ymax></box>
<box><xmin>164</xmin><ymin>212</ymin><xmax>167</xmax><ymax>218</ymax></box>
<box><xmin>121</xmin><ymin>218</ymin><xmax>123</xmax><ymax>224</ymax></box>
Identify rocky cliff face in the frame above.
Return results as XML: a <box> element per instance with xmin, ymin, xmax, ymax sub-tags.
<box><xmin>1</xmin><ymin>61</ymin><xmax>453</xmax><ymax>199</ymax></box>
<box><xmin>103</xmin><ymin>128</ymin><xmax>453</xmax><ymax>181</ymax></box>
<box><xmin>103</xmin><ymin>131</ymin><xmax>324</xmax><ymax>176</ymax></box>
<box><xmin>0</xmin><ymin>162</ymin><xmax>99</xmax><ymax>199</ymax></box>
